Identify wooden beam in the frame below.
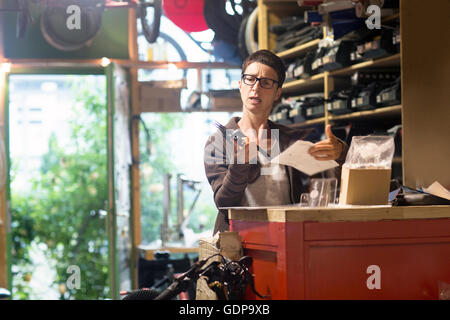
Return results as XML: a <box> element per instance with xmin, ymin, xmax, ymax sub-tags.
<box><xmin>0</xmin><ymin>74</ymin><xmax>7</xmax><ymax>292</ymax></box>
<box><xmin>0</xmin><ymin>0</ymin><xmax>9</xmax><ymax>290</ymax></box>
<box><xmin>1</xmin><ymin>58</ymin><xmax>240</xmax><ymax>71</ymax></box>
<box><xmin>400</xmin><ymin>0</ymin><xmax>450</xmax><ymax>189</ymax></box>
<box><xmin>258</xmin><ymin>0</ymin><xmax>269</xmax><ymax>50</ymax></box>
<box><xmin>128</xmin><ymin>8</ymin><xmax>141</xmax><ymax>290</ymax></box>
<box><xmin>1</xmin><ymin>58</ymin><xmax>105</xmax><ymax>68</ymax></box>
<box><xmin>114</xmin><ymin>60</ymin><xmax>239</xmax><ymax>70</ymax></box>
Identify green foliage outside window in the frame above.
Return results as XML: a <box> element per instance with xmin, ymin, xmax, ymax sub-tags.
<box><xmin>11</xmin><ymin>77</ymin><xmax>110</xmax><ymax>299</ymax></box>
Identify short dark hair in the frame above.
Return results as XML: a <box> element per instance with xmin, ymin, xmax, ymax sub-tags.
<box><xmin>241</xmin><ymin>50</ymin><xmax>286</xmax><ymax>88</ymax></box>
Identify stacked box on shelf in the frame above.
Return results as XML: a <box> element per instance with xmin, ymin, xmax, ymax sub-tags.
<box><xmin>271</xmin><ymin>16</ymin><xmax>322</xmax><ymax>53</ymax></box>
<box><xmin>270</xmin><ymin>103</ymin><xmax>293</xmax><ymax>125</ymax></box>
<box><xmin>376</xmin><ymin>76</ymin><xmax>401</xmax><ymax>107</ymax></box>
<box><xmin>326</xmin><ymin>70</ymin><xmax>401</xmax><ymax>113</ymax></box>
<box><xmin>209</xmin><ymin>89</ymin><xmax>242</xmax><ymax>112</ymax></box>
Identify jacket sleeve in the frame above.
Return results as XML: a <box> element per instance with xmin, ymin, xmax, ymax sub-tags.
<box><xmin>203</xmin><ymin>133</ymin><xmax>252</xmax><ymax>209</ymax></box>
<box><xmin>336</xmin><ymin>137</ymin><xmax>349</xmax><ymax>166</ymax></box>
<box><xmin>332</xmin><ymin>137</ymin><xmax>349</xmax><ymax>182</ymax></box>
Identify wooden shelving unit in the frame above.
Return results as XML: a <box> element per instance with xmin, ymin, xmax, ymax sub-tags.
<box><xmin>280</xmin><ymin>52</ymin><xmax>400</xmax><ymax>94</ymax></box>
<box><xmin>328</xmin><ymin>104</ymin><xmax>401</xmax><ymax>122</ymax></box>
<box><xmin>275</xmin><ymin>51</ymin><xmax>401</xmax><ymax>127</ymax></box>
<box><xmin>282</xmin><ymin>72</ymin><xmax>325</xmax><ymax>94</ymax></box>
<box><xmin>277</xmin><ymin>39</ymin><xmax>320</xmax><ymax>60</ymax></box>
<box><xmin>259</xmin><ymin>1</ymin><xmax>450</xmax><ymax>190</ymax></box>
<box><xmin>277</xmin><ymin>104</ymin><xmax>401</xmax><ymax>128</ymax></box>
<box><xmin>288</xmin><ymin>117</ymin><xmax>325</xmax><ymax>128</ymax></box>
<box><xmin>260</xmin><ymin>4</ymin><xmax>402</xmax><ymax>128</ymax></box>
<box><xmin>330</xmin><ymin>53</ymin><xmax>400</xmax><ymax>76</ymax></box>
<box><xmin>258</xmin><ymin>2</ymin><xmax>407</xmax><ymax>184</ymax></box>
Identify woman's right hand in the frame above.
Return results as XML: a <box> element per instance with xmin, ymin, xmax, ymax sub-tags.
<box><xmin>233</xmin><ymin>133</ymin><xmax>258</xmax><ymax>164</ymax></box>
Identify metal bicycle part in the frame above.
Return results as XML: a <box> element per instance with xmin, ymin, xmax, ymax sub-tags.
<box><xmin>16</xmin><ymin>0</ymin><xmax>32</xmax><ymax>39</ymax></box>
<box><xmin>139</xmin><ymin>0</ymin><xmax>162</xmax><ymax>44</ymax></box>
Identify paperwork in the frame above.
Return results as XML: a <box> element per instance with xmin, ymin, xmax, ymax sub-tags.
<box><xmin>424</xmin><ymin>181</ymin><xmax>450</xmax><ymax>200</ymax></box>
<box><xmin>271</xmin><ymin>140</ymin><xmax>338</xmax><ymax>176</ymax></box>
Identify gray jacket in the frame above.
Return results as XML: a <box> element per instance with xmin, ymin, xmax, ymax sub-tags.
<box><xmin>204</xmin><ymin>117</ymin><xmax>348</xmax><ymax>234</ymax></box>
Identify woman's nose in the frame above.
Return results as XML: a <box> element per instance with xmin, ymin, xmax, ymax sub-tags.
<box><xmin>252</xmin><ymin>79</ymin><xmax>262</xmax><ymax>90</ymax></box>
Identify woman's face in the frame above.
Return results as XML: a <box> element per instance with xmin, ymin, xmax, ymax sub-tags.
<box><xmin>239</xmin><ymin>62</ymin><xmax>282</xmax><ymax>117</ymax></box>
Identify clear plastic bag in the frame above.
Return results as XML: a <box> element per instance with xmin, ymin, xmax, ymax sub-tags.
<box><xmin>344</xmin><ymin>135</ymin><xmax>395</xmax><ymax>169</ymax></box>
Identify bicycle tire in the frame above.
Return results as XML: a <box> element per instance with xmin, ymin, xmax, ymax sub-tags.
<box><xmin>40</xmin><ymin>5</ymin><xmax>103</xmax><ymax>51</ymax></box>
<box><xmin>237</xmin><ymin>14</ymin><xmax>250</xmax><ymax>59</ymax></box>
<box><xmin>203</xmin><ymin>0</ymin><xmax>242</xmax><ymax>45</ymax></box>
<box><xmin>245</xmin><ymin>8</ymin><xmax>258</xmax><ymax>55</ymax></box>
<box><xmin>138</xmin><ymin>31</ymin><xmax>188</xmax><ymax>78</ymax></box>
<box><xmin>156</xmin><ymin>32</ymin><xmax>187</xmax><ymax>62</ymax></box>
<box><xmin>138</xmin><ymin>32</ymin><xmax>187</xmax><ymax>78</ymax></box>
<box><xmin>139</xmin><ymin>0</ymin><xmax>162</xmax><ymax>44</ymax></box>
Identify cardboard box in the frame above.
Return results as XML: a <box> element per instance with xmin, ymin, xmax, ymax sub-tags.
<box><xmin>208</xmin><ymin>89</ymin><xmax>242</xmax><ymax>112</ymax></box>
<box><xmin>339</xmin><ymin>167</ymin><xmax>391</xmax><ymax>205</ymax></box>
<box><xmin>210</xmin><ymin>96</ymin><xmax>242</xmax><ymax>111</ymax></box>
<box><xmin>139</xmin><ymin>81</ymin><xmax>185</xmax><ymax>112</ymax></box>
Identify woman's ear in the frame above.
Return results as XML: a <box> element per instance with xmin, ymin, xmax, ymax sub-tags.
<box><xmin>274</xmin><ymin>87</ymin><xmax>282</xmax><ymax>101</ymax></box>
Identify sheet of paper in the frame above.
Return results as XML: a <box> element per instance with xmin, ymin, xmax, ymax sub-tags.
<box><xmin>424</xmin><ymin>181</ymin><xmax>450</xmax><ymax>200</ymax></box>
<box><xmin>271</xmin><ymin>140</ymin><xmax>338</xmax><ymax>176</ymax></box>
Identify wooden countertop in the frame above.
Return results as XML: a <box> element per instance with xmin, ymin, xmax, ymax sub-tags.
<box><xmin>224</xmin><ymin>205</ymin><xmax>450</xmax><ymax>223</ymax></box>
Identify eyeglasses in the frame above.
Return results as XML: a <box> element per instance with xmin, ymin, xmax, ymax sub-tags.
<box><xmin>241</xmin><ymin>74</ymin><xmax>279</xmax><ymax>89</ymax></box>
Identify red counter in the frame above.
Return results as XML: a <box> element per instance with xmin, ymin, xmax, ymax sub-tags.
<box><xmin>228</xmin><ymin>205</ymin><xmax>450</xmax><ymax>300</ymax></box>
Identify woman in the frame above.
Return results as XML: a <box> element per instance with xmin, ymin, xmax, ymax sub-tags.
<box><xmin>204</xmin><ymin>50</ymin><xmax>348</xmax><ymax>234</ymax></box>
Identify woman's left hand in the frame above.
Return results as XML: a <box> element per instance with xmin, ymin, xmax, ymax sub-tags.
<box><xmin>308</xmin><ymin>125</ymin><xmax>344</xmax><ymax>161</ymax></box>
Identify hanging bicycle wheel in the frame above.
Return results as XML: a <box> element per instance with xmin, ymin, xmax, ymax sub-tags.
<box><xmin>138</xmin><ymin>31</ymin><xmax>188</xmax><ymax>80</ymax></box>
<box><xmin>40</xmin><ymin>1</ymin><xmax>105</xmax><ymax>51</ymax></box>
<box><xmin>139</xmin><ymin>0</ymin><xmax>162</xmax><ymax>44</ymax></box>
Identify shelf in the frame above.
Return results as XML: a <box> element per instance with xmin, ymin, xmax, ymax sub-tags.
<box><xmin>382</xmin><ymin>12</ymin><xmax>400</xmax><ymax>23</ymax></box>
<box><xmin>282</xmin><ymin>54</ymin><xmax>400</xmax><ymax>95</ymax></box>
<box><xmin>276</xmin><ymin>14</ymin><xmax>399</xmax><ymax>61</ymax></box>
<box><xmin>328</xmin><ymin>105</ymin><xmax>402</xmax><ymax>121</ymax></box>
<box><xmin>4</xmin><ymin>58</ymin><xmax>241</xmax><ymax>70</ymax></box>
<box><xmin>288</xmin><ymin>117</ymin><xmax>325</xmax><ymax>128</ymax></box>
<box><xmin>330</xmin><ymin>54</ymin><xmax>401</xmax><ymax>77</ymax></box>
<box><xmin>278</xmin><ymin>105</ymin><xmax>401</xmax><ymax>128</ymax></box>
<box><xmin>283</xmin><ymin>73</ymin><xmax>325</xmax><ymax>94</ymax></box>
<box><xmin>277</xmin><ymin>39</ymin><xmax>321</xmax><ymax>60</ymax></box>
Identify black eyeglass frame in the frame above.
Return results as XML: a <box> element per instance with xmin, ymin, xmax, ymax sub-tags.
<box><xmin>241</xmin><ymin>74</ymin><xmax>280</xmax><ymax>89</ymax></box>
